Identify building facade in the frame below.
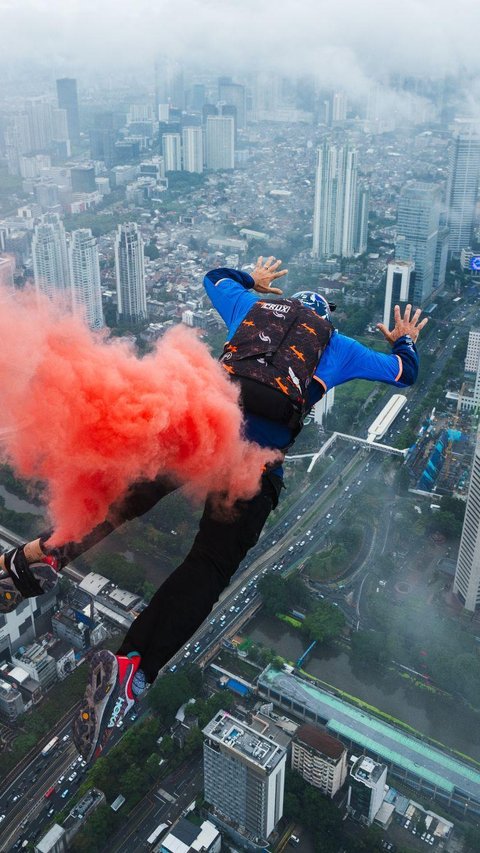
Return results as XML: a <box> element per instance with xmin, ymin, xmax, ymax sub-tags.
<box><xmin>69</xmin><ymin>228</ymin><xmax>104</xmax><ymax>330</ymax></box>
<box><xmin>203</xmin><ymin>709</ymin><xmax>287</xmax><ymax>841</ymax></box>
<box><xmin>182</xmin><ymin>126</ymin><xmax>204</xmax><ymax>173</ymax></box>
<box><xmin>162</xmin><ymin>133</ymin><xmax>182</xmax><ymax>171</ymax></box>
<box><xmin>291</xmin><ymin>723</ymin><xmax>348</xmax><ymax>797</ymax></box>
<box><xmin>453</xmin><ymin>426</ymin><xmax>480</xmax><ymax>610</ymax></box>
<box><xmin>383</xmin><ymin>260</ymin><xmax>415</xmax><ymax>328</ymax></box>
<box><xmin>395</xmin><ymin>181</ymin><xmax>441</xmax><ymax>305</ymax></box>
<box><xmin>32</xmin><ymin>214</ymin><xmax>70</xmax><ymax>300</ymax></box>
<box><xmin>446</xmin><ymin>124</ymin><xmax>480</xmax><ymax>255</ymax></box>
<box><xmin>465</xmin><ymin>330</ymin><xmax>480</xmax><ymax>374</ymax></box>
<box><xmin>312</xmin><ymin>143</ymin><xmax>359</xmax><ymax>259</ymax></box>
<box><xmin>205</xmin><ymin>116</ymin><xmax>235</xmax><ymax>171</ymax></box>
<box><xmin>56</xmin><ymin>78</ymin><xmax>80</xmax><ymax>143</ymax></box>
<box><xmin>114</xmin><ymin>223</ymin><xmax>147</xmax><ymax>324</ymax></box>
<box><xmin>347</xmin><ymin>755</ymin><xmax>387</xmax><ymax>826</ymax></box>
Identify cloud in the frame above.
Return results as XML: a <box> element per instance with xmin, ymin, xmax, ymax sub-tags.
<box><xmin>1</xmin><ymin>0</ymin><xmax>480</xmax><ymax>99</ymax></box>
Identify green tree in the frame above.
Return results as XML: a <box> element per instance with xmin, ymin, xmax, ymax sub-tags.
<box><xmin>302</xmin><ymin>602</ymin><xmax>345</xmax><ymax>643</ymax></box>
<box><xmin>351</xmin><ymin>630</ymin><xmax>389</xmax><ymax>666</ymax></box>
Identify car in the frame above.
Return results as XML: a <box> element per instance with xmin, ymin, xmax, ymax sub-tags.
<box><xmin>328</xmin><ymin>519</ymin><xmax>333</xmax><ymax>525</ymax></box>
<box><xmin>245</xmin><ymin>597</ymin><xmax>250</xmax><ymax>604</ymax></box>
<box><xmin>344</xmin><ymin>486</ymin><xmax>349</xmax><ymax>492</ymax></box>
<box><xmin>62</xmin><ymin>734</ymin><xmax>70</xmax><ymax>742</ymax></box>
<box><xmin>169</xmin><ymin>664</ymin><xmax>177</xmax><ymax>673</ymax></box>
<box><xmin>57</xmin><ymin>775</ymin><xmax>65</xmax><ymax>784</ymax></box>
<box><xmin>12</xmin><ymin>795</ymin><xmax>19</xmax><ymax>803</ymax></box>
<box><xmin>229</xmin><ymin>605</ymin><xmax>235</xmax><ymax>612</ymax></box>
<box><xmin>68</xmin><ymin>772</ymin><xmax>77</xmax><ymax>782</ymax></box>
<box><xmin>210</xmin><ymin>618</ymin><xmax>216</xmax><ymax>624</ymax></box>
<box><xmin>61</xmin><ymin>789</ymin><xmax>69</xmax><ymax>799</ymax></box>
<box><xmin>326</xmin><ymin>513</ymin><xmax>331</xmax><ymax>519</ymax></box>
<box><xmin>0</xmin><ymin>814</ymin><xmax>5</xmax><ymax>823</ymax></box>
<box><xmin>47</xmin><ymin>807</ymin><xmax>55</xmax><ymax>818</ymax></box>
<box><xmin>184</xmin><ymin>651</ymin><xmax>190</xmax><ymax>658</ymax></box>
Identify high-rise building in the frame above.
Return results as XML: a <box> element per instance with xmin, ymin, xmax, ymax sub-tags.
<box><xmin>0</xmin><ymin>255</ymin><xmax>15</xmax><ymax>289</ymax></box>
<box><xmin>453</xmin><ymin>426</ymin><xmax>480</xmax><ymax>610</ymax></box>
<box><xmin>312</xmin><ymin>143</ymin><xmax>359</xmax><ymax>259</ymax></box>
<box><xmin>395</xmin><ymin>181</ymin><xmax>441</xmax><ymax>305</ymax></box>
<box><xmin>26</xmin><ymin>99</ymin><xmax>53</xmax><ymax>151</ymax></box>
<box><xmin>313</xmin><ymin>388</ymin><xmax>335</xmax><ymax>426</ymax></box>
<box><xmin>162</xmin><ymin>133</ymin><xmax>182</xmax><ymax>171</ymax></box>
<box><xmin>205</xmin><ymin>116</ymin><xmax>234</xmax><ymax>171</ymax></box>
<box><xmin>32</xmin><ymin>214</ymin><xmax>70</xmax><ymax>299</ymax></box>
<box><xmin>465</xmin><ymin>330</ymin><xmax>480</xmax><ymax>374</ymax></box>
<box><xmin>218</xmin><ymin>80</ymin><xmax>247</xmax><ymax>130</ymax></box>
<box><xmin>191</xmin><ymin>83</ymin><xmax>206</xmax><ymax>112</ymax></box>
<box><xmin>434</xmin><ymin>225</ymin><xmax>450</xmax><ymax>289</ymax></box>
<box><xmin>354</xmin><ymin>186</ymin><xmax>370</xmax><ymax>254</ymax></box>
<box><xmin>203</xmin><ymin>709</ymin><xmax>287</xmax><ymax>841</ymax></box>
<box><xmin>71</xmin><ymin>165</ymin><xmax>96</xmax><ymax>194</ymax></box>
<box><xmin>114</xmin><ymin>223</ymin><xmax>147</xmax><ymax>325</ymax></box>
<box><xmin>182</xmin><ymin>126</ymin><xmax>204</xmax><ymax>173</ymax></box>
<box><xmin>332</xmin><ymin>92</ymin><xmax>347</xmax><ymax>122</ymax></box>
<box><xmin>383</xmin><ymin>260</ymin><xmax>415</xmax><ymax>328</ymax></box>
<box><xmin>291</xmin><ymin>724</ymin><xmax>348</xmax><ymax>797</ymax></box>
<box><xmin>446</xmin><ymin>123</ymin><xmax>480</xmax><ymax>255</ymax></box>
<box><xmin>69</xmin><ymin>229</ymin><xmax>104</xmax><ymax>330</ymax></box>
<box><xmin>347</xmin><ymin>755</ymin><xmax>387</xmax><ymax>826</ymax></box>
<box><xmin>56</xmin><ymin>78</ymin><xmax>80</xmax><ymax>142</ymax></box>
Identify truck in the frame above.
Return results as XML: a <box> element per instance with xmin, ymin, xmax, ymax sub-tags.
<box><xmin>41</xmin><ymin>736</ymin><xmax>59</xmax><ymax>758</ymax></box>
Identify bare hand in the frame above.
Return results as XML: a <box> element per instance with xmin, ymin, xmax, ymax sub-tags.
<box><xmin>251</xmin><ymin>256</ymin><xmax>288</xmax><ymax>295</ymax></box>
<box><xmin>376</xmin><ymin>304</ymin><xmax>428</xmax><ymax>345</ymax></box>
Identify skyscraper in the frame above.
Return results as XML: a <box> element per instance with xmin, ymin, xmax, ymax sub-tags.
<box><xmin>453</xmin><ymin>426</ymin><xmax>480</xmax><ymax>611</ymax></box>
<box><xmin>291</xmin><ymin>724</ymin><xmax>348</xmax><ymax>797</ymax></box>
<box><xmin>446</xmin><ymin>123</ymin><xmax>480</xmax><ymax>255</ymax></box>
<box><xmin>69</xmin><ymin>229</ymin><xmax>104</xmax><ymax>330</ymax></box>
<box><xmin>56</xmin><ymin>78</ymin><xmax>80</xmax><ymax>143</ymax></box>
<box><xmin>32</xmin><ymin>214</ymin><xmax>70</xmax><ymax>300</ymax></box>
<box><xmin>162</xmin><ymin>133</ymin><xmax>182</xmax><ymax>171</ymax></box>
<box><xmin>182</xmin><ymin>126</ymin><xmax>204</xmax><ymax>173</ymax></box>
<box><xmin>465</xmin><ymin>329</ymin><xmax>480</xmax><ymax>374</ymax></box>
<box><xmin>26</xmin><ymin>99</ymin><xmax>53</xmax><ymax>151</ymax></box>
<box><xmin>205</xmin><ymin>116</ymin><xmax>234</xmax><ymax>170</ymax></box>
<box><xmin>312</xmin><ymin>143</ymin><xmax>359</xmax><ymax>259</ymax></box>
<box><xmin>332</xmin><ymin>92</ymin><xmax>347</xmax><ymax>123</ymax></box>
<box><xmin>383</xmin><ymin>260</ymin><xmax>415</xmax><ymax>328</ymax></box>
<box><xmin>395</xmin><ymin>181</ymin><xmax>441</xmax><ymax>305</ymax></box>
<box><xmin>218</xmin><ymin>80</ymin><xmax>247</xmax><ymax>130</ymax></box>
<box><xmin>347</xmin><ymin>756</ymin><xmax>387</xmax><ymax>826</ymax></box>
<box><xmin>354</xmin><ymin>186</ymin><xmax>370</xmax><ymax>254</ymax></box>
<box><xmin>114</xmin><ymin>223</ymin><xmax>147</xmax><ymax>325</ymax></box>
<box><xmin>203</xmin><ymin>709</ymin><xmax>287</xmax><ymax>841</ymax></box>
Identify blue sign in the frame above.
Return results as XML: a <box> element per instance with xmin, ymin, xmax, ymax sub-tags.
<box><xmin>470</xmin><ymin>256</ymin><xmax>480</xmax><ymax>271</ymax></box>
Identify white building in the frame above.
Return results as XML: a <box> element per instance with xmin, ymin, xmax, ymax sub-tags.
<box><xmin>182</xmin><ymin>126</ymin><xmax>204</xmax><ymax>173</ymax></box>
<box><xmin>332</xmin><ymin>92</ymin><xmax>347</xmax><ymax>122</ymax></box>
<box><xmin>32</xmin><ymin>214</ymin><xmax>70</xmax><ymax>300</ymax></box>
<box><xmin>312</xmin><ymin>143</ymin><xmax>359</xmax><ymax>259</ymax></box>
<box><xmin>115</xmin><ymin>223</ymin><xmax>147</xmax><ymax>324</ymax></box>
<box><xmin>205</xmin><ymin>116</ymin><xmax>234</xmax><ymax>171</ymax></box>
<box><xmin>383</xmin><ymin>260</ymin><xmax>415</xmax><ymax>328</ymax></box>
<box><xmin>453</xmin><ymin>426</ymin><xmax>480</xmax><ymax>610</ymax></box>
<box><xmin>69</xmin><ymin>228</ymin><xmax>104</xmax><ymax>330</ymax></box>
<box><xmin>347</xmin><ymin>755</ymin><xmax>387</xmax><ymax>826</ymax></box>
<box><xmin>161</xmin><ymin>818</ymin><xmax>221</xmax><ymax>853</ymax></box>
<box><xmin>162</xmin><ymin>133</ymin><xmax>182</xmax><ymax>171</ymax></box>
<box><xmin>465</xmin><ymin>329</ymin><xmax>480</xmax><ymax>374</ymax></box>
<box><xmin>395</xmin><ymin>181</ymin><xmax>441</xmax><ymax>305</ymax></box>
<box><xmin>291</xmin><ymin>723</ymin><xmax>348</xmax><ymax>797</ymax></box>
<box><xmin>203</xmin><ymin>709</ymin><xmax>287</xmax><ymax>840</ymax></box>
<box><xmin>313</xmin><ymin>388</ymin><xmax>335</xmax><ymax>426</ymax></box>
<box><xmin>0</xmin><ymin>255</ymin><xmax>15</xmax><ymax>289</ymax></box>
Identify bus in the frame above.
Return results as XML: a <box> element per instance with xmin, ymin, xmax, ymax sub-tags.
<box><xmin>147</xmin><ymin>822</ymin><xmax>170</xmax><ymax>848</ymax></box>
<box><xmin>41</xmin><ymin>736</ymin><xmax>59</xmax><ymax>758</ymax></box>
<box><xmin>44</xmin><ymin>786</ymin><xmax>56</xmax><ymax>799</ymax></box>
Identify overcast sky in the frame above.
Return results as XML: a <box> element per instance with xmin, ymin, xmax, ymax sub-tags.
<box><xmin>2</xmin><ymin>0</ymin><xmax>480</xmax><ymax>98</ymax></box>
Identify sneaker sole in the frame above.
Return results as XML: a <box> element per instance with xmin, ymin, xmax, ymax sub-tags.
<box><xmin>72</xmin><ymin>650</ymin><xmax>118</xmax><ymax>761</ymax></box>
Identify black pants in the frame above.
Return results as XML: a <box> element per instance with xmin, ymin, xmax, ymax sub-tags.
<box><xmin>49</xmin><ymin>471</ymin><xmax>282</xmax><ymax>682</ymax></box>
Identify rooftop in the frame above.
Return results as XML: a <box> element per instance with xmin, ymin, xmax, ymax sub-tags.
<box><xmin>203</xmin><ymin>709</ymin><xmax>286</xmax><ymax>772</ymax></box>
<box><xmin>295</xmin><ymin>723</ymin><xmax>346</xmax><ymax>760</ymax></box>
<box><xmin>259</xmin><ymin>666</ymin><xmax>480</xmax><ymax>803</ymax></box>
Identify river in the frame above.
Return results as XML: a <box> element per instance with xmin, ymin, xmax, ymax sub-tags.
<box><xmin>247</xmin><ymin>613</ymin><xmax>480</xmax><ymax>762</ymax></box>
<box><xmin>0</xmin><ymin>484</ymin><xmax>44</xmax><ymax>516</ymax></box>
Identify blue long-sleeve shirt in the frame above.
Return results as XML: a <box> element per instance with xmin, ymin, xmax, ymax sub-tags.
<box><xmin>204</xmin><ymin>268</ymin><xmax>419</xmax><ymax>457</ymax></box>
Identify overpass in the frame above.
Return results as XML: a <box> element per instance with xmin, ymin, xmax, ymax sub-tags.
<box><xmin>286</xmin><ymin>430</ymin><xmax>407</xmax><ymax>473</ymax></box>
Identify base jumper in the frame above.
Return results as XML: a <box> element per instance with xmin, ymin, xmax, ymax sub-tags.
<box><xmin>0</xmin><ymin>257</ymin><xmax>427</xmax><ymax>760</ymax></box>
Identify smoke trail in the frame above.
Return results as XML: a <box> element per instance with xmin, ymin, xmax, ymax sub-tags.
<box><xmin>0</xmin><ymin>287</ymin><xmax>278</xmax><ymax>545</ymax></box>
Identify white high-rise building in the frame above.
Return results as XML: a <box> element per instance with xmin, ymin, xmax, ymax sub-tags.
<box><xmin>69</xmin><ymin>229</ymin><xmax>104</xmax><ymax>330</ymax></box>
<box><xmin>115</xmin><ymin>223</ymin><xmax>147</xmax><ymax>324</ymax></box>
<box><xmin>312</xmin><ymin>143</ymin><xmax>359</xmax><ymax>259</ymax></box>
<box><xmin>292</xmin><ymin>724</ymin><xmax>348</xmax><ymax>798</ymax></box>
<box><xmin>332</xmin><ymin>92</ymin><xmax>347</xmax><ymax>122</ymax></box>
<box><xmin>0</xmin><ymin>256</ymin><xmax>15</xmax><ymax>289</ymax></box>
<box><xmin>32</xmin><ymin>214</ymin><xmax>70</xmax><ymax>300</ymax></box>
<box><xmin>203</xmin><ymin>709</ymin><xmax>287</xmax><ymax>841</ymax></box>
<box><xmin>182</xmin><ymin>126</ymin><xmax>204</xmax><ymax>173</ymax></box>
<box><xmin>162</xmin><ymin>133</ymin><xmax>182</xmax><ymax>171</ymax></box>
<box><xmin>383</xmin><ymin>260</ymin><xmax>415</xmax><ymax>328</ymax></box>
<box><xmin>465</xmin><ymin>330</ymin><xmax>480</xmax><ymax>374</ymax></box>
<box><xmin>26</xmin><ymin>99</ymin><xmax>54</xmax><ymax>151</ymax></box>
<box><xmin>347</xmin><ymin>755</ymin><xmax>387</xmax><ymax>826</ymax></box>
<box><xmin>313</xmin><ymin>388</ymin><xmax>335</xmax><ymax>426</ymax></box>
<box><xmin>446</xmin><ymin>122</ymin><xmax>480</xmax><ymax>255</ymax></box>
<box><xmin>205</xmin><ymin>116</ymin><xmax>234</xmax><ymax>170</ymax></box>
<box><xmin>453</xmin><ymin>426</ymin><xmax>480</xmax><ymax>610</ymax></box>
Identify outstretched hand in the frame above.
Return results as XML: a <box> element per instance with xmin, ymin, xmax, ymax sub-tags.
<box><xmin>251</xmin><ymin>256</ymin><xmax>288</xmax><ymax>295</ymax></box>
<box><xmin>376</xmin><ymin>303</ymin><xmax>428</xmax><ymax>345</ymax></box>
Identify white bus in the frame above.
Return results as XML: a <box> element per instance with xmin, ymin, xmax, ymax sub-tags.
<box><xmin>147</xmin><ymin>821</ymin><xmax>170</xmax><ymax>847</ymax></box>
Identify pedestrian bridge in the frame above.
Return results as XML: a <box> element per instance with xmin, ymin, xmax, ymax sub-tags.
<box><xmin>286</xmin><ymin>430</ymin><xmax>407</xmax><ymax>472</ymax></box>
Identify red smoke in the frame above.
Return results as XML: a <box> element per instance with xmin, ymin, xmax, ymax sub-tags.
<box><xmin>0</xmin><ymin>287</ymin><xmax>277</xmax><ymax>545</ymax></box>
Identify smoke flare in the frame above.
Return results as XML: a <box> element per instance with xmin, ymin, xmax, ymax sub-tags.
<box><xmin>0</xmin><ymin>287</ymin><xmax>277</xmax><ymax>545</ymax></box>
